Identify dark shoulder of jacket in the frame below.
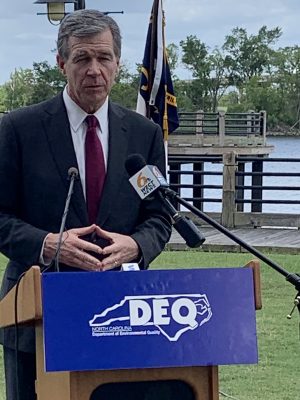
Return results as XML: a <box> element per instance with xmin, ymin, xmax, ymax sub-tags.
<box><xmin>2</xmin><ymin>93</ymin><xmax>64</xmax><ymax>122</ymax></box>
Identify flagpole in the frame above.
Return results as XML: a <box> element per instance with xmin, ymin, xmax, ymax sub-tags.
<box><xmin>162</xmin><ymin>10</ymin><xmax>168</xmax><ymax>141</ymax></box>
<box><xmin>162</xmin><ymin>3</ymin><xmax>169</xmax><ymax>170</ymax></box>
<box><xmin>148</xmin><ymin>0</ymin><xmax>159</xmax><ymax>119</ymax></box>
<box><xmin>136</xmin><ymin>0</ymin><xmax>179</xmax><ymax>167</ymax></box>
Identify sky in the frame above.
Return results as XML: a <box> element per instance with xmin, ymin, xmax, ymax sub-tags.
<box><xmin>1</xmin><ymin>0</ymin><xmax>299</xmax><ymax>84</ymax></box>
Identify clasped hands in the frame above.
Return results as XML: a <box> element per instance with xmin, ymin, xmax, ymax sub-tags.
<box><xmin>43</xmin><ymin>224</ymin><xmax>139</xmax><ymax>271</ymax></box>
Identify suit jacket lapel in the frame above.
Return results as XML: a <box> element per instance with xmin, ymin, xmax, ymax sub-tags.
<box><xmin>97</xmin><ymin>102</ymin><xmax>129</xmax><ymax>226</ymax></box>
<box><xmin>42</xmin><ymin>94</ymin><xmax>89</xmax><ymax>226</ymax></box>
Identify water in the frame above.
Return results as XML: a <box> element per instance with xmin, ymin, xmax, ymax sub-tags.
<box><xmin>180</xmin><ymin>136</ymin><xmax>300</xmax><ymax>214</ymax></box>
<box><xmin>258</xmin><ymin>137</ymin><xmax>300</xmax><ymax>213</ymax></box>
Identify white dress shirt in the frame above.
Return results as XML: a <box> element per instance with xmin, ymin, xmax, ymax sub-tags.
<box><xmin>63</xmin><ymin>87</ymin><xmax>109</xmax><ymax>198</ymax></box>
<box><xmin>40</xmin><ymin>89</ymin><xmax>110</xmax><ymax>264</ymax></box>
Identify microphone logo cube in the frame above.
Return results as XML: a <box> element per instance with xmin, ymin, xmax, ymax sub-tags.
<box><xmin>129</xmin><ymin>165</ymin><xmax>161</xmax><ymax>199</ymax></box>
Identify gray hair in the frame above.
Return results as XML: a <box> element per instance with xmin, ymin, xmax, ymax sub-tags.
<box><xmin>57</xmin><ymin>9</ymin><xmax>122</xmax><ymax>60</ymax></box>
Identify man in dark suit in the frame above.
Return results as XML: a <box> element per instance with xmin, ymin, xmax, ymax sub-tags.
<box><xmin>0</xmin><ymin>9</ymin><xmax>171</xmax><ymax>400</ymax></box>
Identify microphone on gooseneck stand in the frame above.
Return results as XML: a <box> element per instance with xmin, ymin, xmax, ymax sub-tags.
<box><xmin>53</xmin><ymin>167</ymin><xmax>79</xmax><ymax>272</ymax></box>
<box><xmin>126</xmin><ymin>154</ymin><xmax>300</xmax><ymax>319</ymax></box>
<box><xmin>125</xmin><ymin>154</ymin><xmax>206</xmax><ymax>248</ymax></box>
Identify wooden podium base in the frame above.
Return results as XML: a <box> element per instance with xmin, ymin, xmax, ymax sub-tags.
<box><xmin>35</xmin><ymin>324</ymin><xmax>219</xmax><ymax>400</ymax></box>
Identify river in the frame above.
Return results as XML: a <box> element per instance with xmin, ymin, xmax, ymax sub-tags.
<box><xmin>180</xmin><ymin>136</ymin><xmax>300</xmax><ymax>214</ymax></box>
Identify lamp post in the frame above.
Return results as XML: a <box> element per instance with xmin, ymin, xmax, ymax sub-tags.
<box><xmin>34</xmin><ymin>0</ymin><xmax>123</xmax><ymax>24</ymax></box>
<box><xmin>34</xmin><ymin>0</ymin><xmax>76</xmax><ymax>24</ymax></box>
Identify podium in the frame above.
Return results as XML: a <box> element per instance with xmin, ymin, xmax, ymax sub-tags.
<box><xmin>0</xmin><ymin>262</ymin><xmax>261</xmax><ymax>400</ymax></box>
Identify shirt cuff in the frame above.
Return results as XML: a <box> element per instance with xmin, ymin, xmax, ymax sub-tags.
<box><xmin>39</xmin><ymin>233</ymin><xmax>53</xmax><ymax>266</ymax></box>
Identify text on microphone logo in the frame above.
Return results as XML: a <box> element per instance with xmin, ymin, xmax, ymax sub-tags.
<box><xmin>129</xmin><ymin>165</ymin><xmax>161</xmax><ymax>199</ymax></box>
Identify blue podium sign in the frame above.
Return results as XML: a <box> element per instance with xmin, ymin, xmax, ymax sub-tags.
<box><xmin>42</xmin><ymin>268</ymin><xmax>258</xmax><ymax>372</ymax></box>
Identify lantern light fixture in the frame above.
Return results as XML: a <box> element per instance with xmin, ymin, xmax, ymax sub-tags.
<box><xmin>34</xmin><ymin>0</ymin><xmax>76</xmax><ymax>24</ymax></box>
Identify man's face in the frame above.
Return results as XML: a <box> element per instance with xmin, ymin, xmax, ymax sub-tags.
<box><xmin>57</xmin><ymin>30</ymin><xmax>119</xmax><ymax>113</ymax></box>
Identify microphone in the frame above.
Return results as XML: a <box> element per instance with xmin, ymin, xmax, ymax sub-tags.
<box><xmin>54</xmin><ymin>167</ymin><xmax>79</xmax><ymax>272</ymax></box>
<box><xmin>126</xmin><ymin>154</ymin><xmax>168</xmax><ymax>200</ymax></box>
<box><xmin>125</xmin><ymin>154</ymin><xmax>205</xmax><ymax>248</ymax></box>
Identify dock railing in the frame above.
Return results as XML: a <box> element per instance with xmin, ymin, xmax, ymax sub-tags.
<box><xmin>169</xmin><ymin>110</ymin><xmax>267</xmax><ymax>147</ymax></box>
<box><xmin>168</xmin><ymin>153</ymin><xmax>300</xmax><ymax>229</ymax></box>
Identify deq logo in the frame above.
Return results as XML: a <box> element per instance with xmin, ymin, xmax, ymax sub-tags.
<box><xmin>89</xmin><ymin>294</ymin><xmax>212</xmax><ymax>342</ymax></box>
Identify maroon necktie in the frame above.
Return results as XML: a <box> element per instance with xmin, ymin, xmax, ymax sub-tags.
<box><xmin>85</xmin><ymin>115</ymin><xmax>106</xmax><ymax>224</ymax></box>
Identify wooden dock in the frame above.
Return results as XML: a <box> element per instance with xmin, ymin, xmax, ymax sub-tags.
<box><xmin>169</xmin><ymin>110</ymin><xmax>271</xmax><ymax>154</ymax></box>
<box><xmin>167</xmin><ymin>226</ymin><xmax>300</xmax><ymax>255</ymax></box>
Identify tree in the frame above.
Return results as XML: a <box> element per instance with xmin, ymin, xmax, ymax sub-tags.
<box><xmin>180</xmin><ymin>35</ymin><xmax>228</xmax><ymax>111</ymax></box>
<box><xmin>238</xmin><ymin>46</ymin><xmax>300</xmax><ymax>128</ymax></box>
<box><xmin>29</xmin><ymin>61</ymin><xmax>66</xmax><ymax>105</ymax></box>
<box><xmin>0</xmin><ymin>62</ymin><xmax>65</xmax><ymax>111</ymax></box>
<box><xmin>166</xmin><ymin>43</ymin><xmax>179</xmax><ymax>78</ymax></box>
<box><xmin>207</xmin><ymin>48</ymin><xmax>229</xmax><ymax>111</ymax></box>
<box><xmin>2</xmin><ymin>68</ymin><xmax>34</xmax><ymax>111</ymax></box>
<box><xmin>242</xmin><ymin>76</ymin><xmax>281</xmax><ymax>127</ymax></box>
<box><xmin>222</xmin><ymin>26</ymin><xmax>282</xmax><ymax>90</ymax></box>
<box><xmin>179</xmin><ymin>35</ymin><xmax>211</xmax><ymax>110</ymax></box>
<box><xmin>110</xmin><ymin>63</ymin><xmax>140</xmax><ymax>110</ymax></box>
<box><xmin>173</xmin><ymin>80</ymin><xmax>197</xmax><ymax>111</ymax></box>
<box><xmin>0</xmin><ymin>86</ymin><xmax>7</xmax><ymax>112</ymax></box>
<box><xmin>271</xmin><ymin>46</ymin><xmax>300</xmax><ymax>128</ymax></box>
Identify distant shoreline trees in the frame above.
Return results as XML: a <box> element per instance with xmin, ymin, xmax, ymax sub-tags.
<box><xmin>1</xmin><ymin>26</ymin><xmax>300</xmax><ymax>130</ymax></box>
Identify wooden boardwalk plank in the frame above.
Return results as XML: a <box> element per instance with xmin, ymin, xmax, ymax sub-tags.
<box><xmin>167</xmin><ymin>227</ymin><xmax>300</xmax><ymax>254</ymax></box>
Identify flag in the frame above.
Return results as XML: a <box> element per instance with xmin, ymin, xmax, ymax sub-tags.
<box><xmin>136</xmin><ymin>0</ymin><xmax>179</xmax><ymax>141</ymax></box>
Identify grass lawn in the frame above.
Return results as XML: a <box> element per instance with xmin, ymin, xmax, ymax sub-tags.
<box><xmin>151</xmin><ymin>251</ymin><xmax>300</xmax><ymax>400</ymax></box>
<box><xmin>0</xmin><ymin>250</ymin><xmax>299</xmax><ymax>399</ymax></box>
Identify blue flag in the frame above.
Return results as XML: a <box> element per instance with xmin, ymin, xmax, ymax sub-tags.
<box><xmin>136</xmin><ymin>0</ymin><xmax>179</xmax><ymax>139</ymax></box>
